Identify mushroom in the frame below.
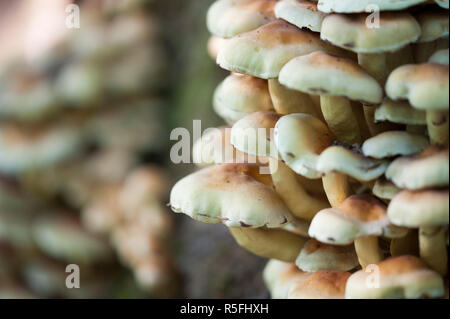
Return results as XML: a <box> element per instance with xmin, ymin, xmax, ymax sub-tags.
<box><xmin>170</xmin><ymin>163</ymin><xmax>292</xmax><ymax>228</ymax></box>
<box><xmin>317</xmin><ymin>0</ymin><xmax>428</xmax><ymax>13</ymax></box>
<box><xmin>217</xmin><ymin>20</ymin><xmax>351</xmax><ymax>79</ymax></box>
<box><xmin>320</xmin><ymin>12</ymin><xmax>421</xmax><ymax>135</ymax></box>
<box><xmin>278</xmin><ymin>51</ymin><xmax>384</xmax><ymax>144</ymax></box>
<box><xmin>274</xmin><ymin>0</ymin><xmax>327</xmax><ymax>33</ymax></box>
<box><xmin>374</xmin><ymin>98</ymin><xmax>426</xmax><ymax>131</ymax></box>
<box><xmin>372</xmin><ymin>177</ymin><xmax>401</xmax><ymax>201</ymax></box>
<box><xmin>295</xmin><ymin>239</ymin><xmax>358</xmax><ymax>272</ymax></box>
<box><xmin>213</xmin><ymin>73</ymin><xmax>273</xmax><ymax>124</ymax></box>
<box><xmin>414</xmin><ymin>7</ymin><xmax>449</xmax><ymax>63</ymax></box>
<box><xmin>309</xmin><ymin>195</ymin><xmax>407</xmax><ymax>267</ymax></box>
<box><xmin>207</xmin><ymin>36</ymin><xmax>228</xmax><ymax>61</ymax></box>
<box><xmin>362</xmin><ymin>131</ymin><xmax>429</xmax><ymax>159</ymax></box>
<box><xmin>263</xmin><ymin>259</ymin><xmax>306</xmax><ymax>299</ymax></box>
<box><xmin>429</xmin><ymin>48</ymin><xmax>449</xmax><ymax>65</ymax></box>
<box><xmin>388</xmin><ymin>189</ymin><xmax>449</xmax><ymax>275</ymax></box>
<box><xmin>206</xmin><ymin>0</ymin><xmax>276</xmax><ymax>38</ymax></box>
<box><xmin>288</xmin><ymin>270</ymin><xmax>351</xmax><ymax>299</ymax></box>
<box><xmin>345</xmin><ymin>255</ymin><xmax>445</xmax><ymax>299</ymax></box>
<box><xmin>435</xmin><ymin>0</ymin><xmax>449</xmax><ymax>9</ymax></box>
<box><xmin>386</xmin><ymin>63</ymin><xmax>449</xmax><ymax>146</ymax></box>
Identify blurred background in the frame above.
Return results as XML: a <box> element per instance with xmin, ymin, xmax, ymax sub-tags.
<box><xmin>0</xmin><ymin>0</ymin><xmax>267</xmax><ymax>298</ymax></box>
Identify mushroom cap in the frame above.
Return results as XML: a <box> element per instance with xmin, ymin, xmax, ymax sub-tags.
<box><xmin>275</xmin><ymin>113</ymin><xmax>333</xmax><ymax>179</ymax></box>
<box><xmin>416</xmin><ymin>8</ymin><xmax>449</xmax><ymax>43</ymax></box>
<box><xmin>429</xmin><ymin>48</ymin><xmax>449</xmax><ymax>65</ymax></box>
<box><xmin>170</xmin><ymin>164</ymin><xmax>292</xmax><ymax>228</ymax></box>
<box><xmin>288</xmin><ymin>270</ymin><xmax>351</xmax><ymax>299</ymax></box>
<box><xmin>386</xmin><ymin>63</ymin><xmax>449</xmax><ymax>111</ymax></box>
<box><xmin>435</xmin><ymin>0</ymin><xmax>449</xmax><ymax>9</ymax></box>
<box><xmin>207</xmin><ymin>36</ymin><xmax>228</xmax><ymax>61</ymax></box>
<box><xmin>375</xmin><ymin>99</ymin><xmax>426</xmax><ymax>125</ymax></box>
<box><xmin>309</xmin><ymin>195</ymin><xmax>407</xmax><ymax>245</ymax></box>
<box><xmin>274</xmin><ymin>0</ymin><xmax>327</xmax><ymax>32</ymax></box>
<box><xmin>317</xmin><ymin>0</ymin><xmax>428</xmax><ymax>13</ymax></box>
<box><xmin>217</xmin><ymin>20</ymin><xmax>351</xmax><ymax>79</ymax></box>
<box><xmin>193</xmin><ymin>126</ymin><xmax>263</xmax><ymax>166</ymax></box>
<box><xmin>345</xmin><ymin>256</ymin><xmax>445</xmax><ymax>299</ymax></box>
<box><xmin>372</xmin><ymin>178</ymin><xmax>401</xmax><ymax>200</ymax></box>
<box><xmin>213</xmin><ymin>74</ymin><xmax>273</xmax><ymax>124</ymax></box>
<box><xmin>316</xmin><ymin>146</ymin><xmax>389</xmax><ymax>182</ymax></box>
<box><xmin>388</xmin><ymin>189</ymin><xmax>449</xmax><ymax>227</ymax></box>
<box><xmin>320</xmin><ymin>13</ymin><xmax>421</xmax><ymax>53</ymax></box>
<box><xmin>206</xmin><ymin>0</ymin><xmax>276</xmax><ymax>38</ymax></box>
<box><xmin>0</xmin><ymin>123</ymin><xmax>84</xmax><ymax>175</ymax></box>
<box><xmin>295</xmin><ymin>239</ymin><xmax>359</xmax><ymax>272</ymax></box>
<box><xmin>263</xmin><ymin>259</ymin><xmax>307</xmax><ymax>299</ymax></box>
<box><xmin>231</xmin><ymin>111</ymin><xmax>282</xmax><ymax>158</ymax></box>
<box><xmin>362</xmin><ymin>131</ymin><xmax>429</xmax><ymax>159</ymax></box>
<box><xmin>279</xmin><ymin>51</ymin><xmax>383</xmax><ymax>104</ymax></box>
<box><xmin>386</xmin><ymin>147</ymin><xmax>449</xmax><ymax>190</ymax></box>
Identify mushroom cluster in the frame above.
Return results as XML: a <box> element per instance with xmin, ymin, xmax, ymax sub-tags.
<box><xmin>0</xmin><ymin>0</ymin><xmax>177</xmax><ymax>298</ymax></box>
<box><xmin>171</xmin><ymin>0</ymin><xmax>449</xmax><ymax>299</ymax></box>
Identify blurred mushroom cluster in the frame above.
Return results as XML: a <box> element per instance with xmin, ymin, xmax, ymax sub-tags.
<box><xmin>0</xmin><ymin>0</ymin><xmax>178</xmax><ymax>298</ymax></box>
<box><xmin>170</xmin><ymin>0</ymin><xmax>449</xmax><ymax>299</ymax></box>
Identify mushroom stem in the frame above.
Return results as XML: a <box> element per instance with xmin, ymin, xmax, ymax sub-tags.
<box><xmin>320</xmin><ymin>96</ymin><xmax>361</xmax><ymax>144</ymax></box>
<box><xmin>354</xmin><ymin>236</ymin><xmax>383</xmax><ymax>268</ymax></box>
<box><xmin>229</xmin><ymin>227</ymin><xmax>307</xmax><ymax>262</ymax></box>
<box><xmin>322</xmin><ymin>172</ymin><xmax>352</xmax><ymax>208</ymax></box>
<box><xmin>419</xmin><ymin>226</ymin><xmax>448</xmax><ymax>276</ymax></box>
<box><xmin>269</xmin><ymin>158</ymin><xmax>329</xmax><ymax>221</ymax></box>
<box><xmin>426</xmin><ymin>110</ymin><xmax>449</xmax><ymax>147</ymax></box>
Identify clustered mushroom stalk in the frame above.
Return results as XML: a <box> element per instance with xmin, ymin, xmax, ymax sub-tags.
<box><xmin>170</xmin><ymin>0</ymin><xmax>449</xmax><ymax>299</ymax></box>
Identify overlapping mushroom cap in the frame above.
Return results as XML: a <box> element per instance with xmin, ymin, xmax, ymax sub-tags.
<box><xmin>275</xmin><ymin>0</ymin><xmax>327</xmax><ymax>32</ymax></box>
<box><xmin>170</xmin><ymin>163</ymin><xmax>292</xmax><ymax>227</ymax></box>
<box><xmin>345</xmin><ymin>256</ymin><xmax>445</xmax><ymax>299</ymax></box>
<box><xmin>317</xmin><ymin>0</ymin><xmax>428</xmax><ymax>13</ymax></box>
<box><xmin>288</xmin><ymin>270</ymin><xmax>351</xmax><ymax>299</ymax></box>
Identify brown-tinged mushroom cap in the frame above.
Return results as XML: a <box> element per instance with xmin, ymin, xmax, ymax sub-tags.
<box><xmin>372</xmin><ymin>178</ymin><xmax>401</xmax><ymax>200</ymax></box>
<box><xmin>295</xmin><ymin>239</ymin><xmax>359</xmax><ymax>272</ymax></box>
<box><xmin>275</xmin><ymin>113</ymin><xmax>333</xmax><ymax>179</ymax></box>
<box><xmin>207</xmin><ymin>36</ymin><xmax>228</xmax><ymax>61</ymax></box>
<box><xmin>309</xmin><ymin>195</ymin><xmax>407</xmax><ymax>245</ymax></box>
<box><xmin>317</xmin><ymin>0</ymin><xmax>428</xmax><ymax>13</ymax></box>
<box><xmin>207</xmin><ymin>0</ymin><xmax>276</xmax><ymax>38</ymax></box>
<box><xmin>316</xmin><ymin>146</ymin><xmax>389</xmax><ymax>182</ymax></box>
<box><xmin>213</xmin><ymin>73</ymin><xmax>273</xmax><ymax>124</ymax></box>
<box><xmin>274</xmin><ymin>0</ymin><xmax>327</xmax><ymax>32</ymax></box>
<box><xmin>320</xmin><ymin>13</ymin><xmax>421</xmax><ymax>54</ymax></box>
<box><xmin>416</xmin><ymin>8</ymin><xmax>449</xmax><ymax>43</ymax></box>
<box><xmin>345</xmin><ymin>255</ymin><xmax>445</xmax><ymax>299</ymax></box>
<box><xmin>386</xmin><ymin>147</ymin><xmax>449</xmax><ymax>189</ymax></box>
<box><xmin>362</xmin><ymin>131</ymin><xmax>429</xmax><ymax>159</ymax></box>
<box><xmin>231</xmin><ymin>111</ymin><xmax>282</xmax><ymax>158</ymax></box>
<box><xmin>288</xmin><ymin>270</ymin><xmax>351</xmax><ymax>299</ymax></box>
<box><xmin>386</xmin><ymin>63</ymin><xmax>449</xmax><ymax>111</ymax></box>
<box><xmin>263</xmin><ymin>259</ymin><xmax>307</xmax><ymax>299</ymax></box>
<box><xmin>170</xmin><ymin>164</ymin><xmax>292</xmax><ymax>228</ymax></box>
<box><xmin>279</xmin><ymin>51</ymin><xmax>383</xmax><ymax>105</ymax></box>
<box><xmin>217</xmin><ymin>20</ymin><xmax>351</xmax><ymax>79</ymax></box>
<box><xmin>375</xmin><ymin>99</ymin><xmax>426</xmax><ymax>125</ymax></box>
<box><xmin>388</xmin><ymin>189</ymin><xmax>449</xmax><ymax>228</ymax></box>
<box><xmin>429</xmin><ymin>48</ymin><xmax>449</xmax><ymax>65</ymax></box>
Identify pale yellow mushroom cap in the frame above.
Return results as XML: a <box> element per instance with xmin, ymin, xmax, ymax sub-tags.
<box><xmin>316</xmin><ymin>146</ymin><xmax>389</xmax><ymax>182</ymax></box>
<box><xmin>288</xmin><ymin>270</ymin><xmax>351</xmax><ymax>299</ymax></box>
<box><xmin>170</xmin><ymin>164</ymin><xmax>292</xmax><ymax>228</ymax></box>
<box><xmin>375</xmin><ymin>99</ymin><xmax>426</xmax><ymax>125</ymax></box>
<box><xmin>231</xmin><ymin>111</ymin><xmax>282</xmax><ymax>158</ymax></box>
<box><xmin>429</xmin><ymin>49</ymin><xmax>449</xmax><ymax>65</ymax></box>
<box><xmin>362</xmin><ymin>131</ymin><xmax>429</xmax><ymax>159</ymax></box>
<box><xmin>320</xmin><ymin>13</ymin><xmax>421</xmax><ymax>53</ymax></box>
<box><xmin>416</xmin><ymin>8</ymin><xmax>449</xmax><ymax>43</ymax></box>
<box><xmin>275</xmin><ymin>113</ymin><xmax>333</xmax><ymax>179</ymax></box>
<box><xmin>275</xmin><ymin>0</ymin><xmax>327</xmax><ymax>32</ymax></box>
<box><xmin>386</xmin><ymin>147</ymin><xmax>449</xmax><ymax>189</ymax></box>
<box><xmin>279</xmin><ymin>51</ymin><xmax>383</xmax><ymax>105</ymax></box>
<box><xmin>317</xmin><ymin>0</ymin><xmax>428</xmax><ymax>13</ymax></box>
<box><xmin>345</xmin><ymin>255</ymin><xmax>445</xmax><ymax>299</ymax></box>
<box><xmin>309</xmin><ymin>195</ymin><xmax>407</xmax><ymax>245</ymax></box>
<box><xmin>213</xmin><ymin>73</ymin><xmax>273</xmax><ymax>124</ymax></box>
<box><xmin>217</xmin><ymin>20</ymin><xmax>350</xmax><ymax>79</ymax></box>
<box><xmin>386</xmin><ymin>63</ymin><xmax>449</xmax><ymax>111</ymax></box>
<box><xmin>263</xmin><ymin>259</ymin><xmax>307</xmax><ymax>299</ymax></box>
<box><xmin>207</xmin><ymin>36</ymin><xmax>228</xmax><ymax>61</ymax></box>
<box><xmin>372</xmin><ymin>178</ymin><xmax>401</xmax><ymax>200</ymax></box>
<box><xmin>388</xmin><ymin>189</ymin><xmax>449</xmax><ymax>228</ymax></box>
<box><xmin>295</xmin><ymin>239</ymin><xmax>358</xmax><ymax>272</ymax></box>
<box><xmin>207</xmin><ymin>0</ymin><xmax>276</xmax><ymax>38</ymax></box>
